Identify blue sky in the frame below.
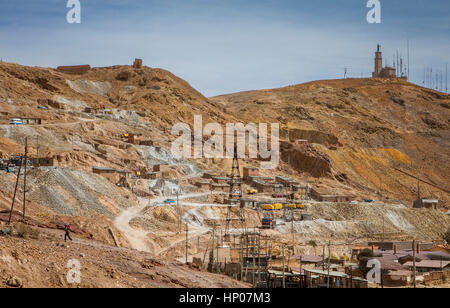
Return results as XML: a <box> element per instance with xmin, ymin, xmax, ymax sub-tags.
<box><xmin>0</xmin><ymin>0</ymin><xmax>449</xmax><ymax>96</ymax></box>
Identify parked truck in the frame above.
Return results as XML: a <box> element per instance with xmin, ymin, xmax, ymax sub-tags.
<box><xmin>261</xmin><ymin>216</ymin><xmax>275</xmax><ymax>229</ymax></box>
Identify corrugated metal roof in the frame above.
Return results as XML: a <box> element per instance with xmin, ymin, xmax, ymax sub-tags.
<box><xmin>304</xmin><ymin>269</ymin><xmax>368</xmax><ymax>282</ymax></box>
<box><xmin>93</xmin><ymin>166</ymin><xmax>116</xmax><ymax>171</ymax></box>
<box><xmin>404</xmin><ymin>260</ymin><xmax>450</xmax><ymax>269</ymax></box>
<box><xmin>294</xmin><ymin>255</ymin><xmax>323</xmax><ymax>263</ymax></box>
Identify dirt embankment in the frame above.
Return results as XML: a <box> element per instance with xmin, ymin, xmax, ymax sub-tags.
<box><xmin>0</xmin><ymin>229</ymin><xmax>250</xmax><ymax>288</ymax></box>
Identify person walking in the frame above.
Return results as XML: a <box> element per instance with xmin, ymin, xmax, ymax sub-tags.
<box><xmin>64</xmin><ymin>224</ymin><xmax>73</xmax><ymax>242</ymax></box>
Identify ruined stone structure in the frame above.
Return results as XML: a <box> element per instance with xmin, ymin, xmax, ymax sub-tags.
<box><xmin>133</xmin><ymin>58</ymin><xmax>143</xmax><ymax>69</ymax></box>
<box><xmin>57</xmin><ymin>65</ymin><xmax>91</xmax><ymax>75</ymax></box>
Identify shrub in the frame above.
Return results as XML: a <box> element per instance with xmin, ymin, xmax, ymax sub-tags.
<box><xmin>14</xmin><ymin>222</ymin><xmax>40</xmax><ymax>240</ymax></box>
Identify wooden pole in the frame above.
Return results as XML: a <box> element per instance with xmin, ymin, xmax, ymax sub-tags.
<box><xmin>36</xmin><ymin>135</ymin><xmax>39</xmax><ymax>166</ymax></box>
<box><xmin>71</xmin><ymin>133</ymin><xmax>74</xmax><ymax>168</ymax></box>
<box><xmin>22</xmin><ymin>137</ymin><xmax>28</xmax><ymax>220</ymax></box>
<box><xmin>185</xmin><ymin>222</ymin><xmax>188</xmax><ymax>264</ymax></box>
<box><xmin>327</xmin><ymin>240</ymin><xmax>331</xmax><ymax>288</ymax></box>
<box><xmin>322</xmin><ymin>245</ymin><xmax>325</xmax><ymax>271</ymax></box>
<box><xmin>202</xmin><ymin>233</ymin><xmax>211</xmax><ymax>266</ymax></box>
<box><xmin>240</xmin><ymin>236</ymin><xmax>244</xmax><ymax>281</ymax></box>
<box><xmin>412</xmin><ymin>240</ymin><xmax>417</xmax><ymax>288</ymax></box>
<box><xmin>8</xmin><ymin>156</ymin><xmax>23</xmax><ymax>224</ymax></box>
<box><xmin>282</xmin><ymin>244</ymin><xmax>286</xmax><ymax>289</ymax></box>
<box><xmin>177</xmin><ymin>191</ymin><xmax>181</xmax><ymax>233</ymax></box>
<box><xmin>257</xmin><ymin>235</ymin><xmax>262</xmax><ymax>285</ymax></box>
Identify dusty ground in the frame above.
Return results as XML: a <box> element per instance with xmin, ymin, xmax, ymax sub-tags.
<box><xmin>0</xmin><ymin>224</ymin><xmax>250</xmax><ymax>288</ymax></box>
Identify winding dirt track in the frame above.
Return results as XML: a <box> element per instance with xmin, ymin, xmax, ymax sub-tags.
<box><xmin>114</xmin><ymin>191</ymin><xmax>226</xmax><ymax>254</ymax></box>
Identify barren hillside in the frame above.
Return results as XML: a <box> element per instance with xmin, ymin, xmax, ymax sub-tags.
<box><xmin>1</xmin><ymin>62</ymin><xmax>449</xmax><ymax>288</ymax></box>
<box><xmin>211</xmin><ymin>78</ymin><xmax>450</xmax><ymax>208</ymax></box>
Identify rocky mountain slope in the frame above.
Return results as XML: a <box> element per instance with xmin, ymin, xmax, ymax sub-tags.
<box><xmin>0</xmin><ymin>61</ymin><xmax>449</xmax><ymax>287</ymax></box>
<box><xmin>211</xmin><ymin>78</ymin><xmax>450</xmax><ymax>208</ymax></box>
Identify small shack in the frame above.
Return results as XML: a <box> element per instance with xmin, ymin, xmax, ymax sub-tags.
<box><xmin>240</xmin><ymin>199</ymin><xmax>259</xmax><ymax>208</ymax></box>
<box><xmin>139</xmin><ymin>140</ymin><xmax>154</xmax><ymax>146</ymax></box>
<box><xmin>212</xmin><ymin>176</ymin><xmax>230</xmax><ymax>184</ymax></box>
<box><xmin>243</xmin><ymin>167</ymin><xmax>259</xmax><ymax>178</ymax></box>
<box><xmin>38</xmin><ymin>157</ymin><xmax>58</xmax><ymax>167</ymax></box>
<box><xmin>202</xmin><ymin>172</ymin><xmax>217</xmax><ymax>179</ymax></box>
<box><xmin>403</xmin><ymin>260</ymin><xmax>450</xmax><ymax>273</ymax></box>
<box><xmin>153</xmin><ymin>164</ymin><xmax>171</xmax><ymax>173</ymax></box>
<box><xmin>253</xmin><ymin>179</ymin><xmax>283</xmax><ymax>193</ymax></box>
<box><xmin>93</xmin><ymin>167</ymin><xmax>119</xmax><ymax>184</ymax></box>
<box><xmin>21</xmin><ymin>118</ymin><xmax>42</xmax><ymax>125</ymax></box>
<box><xmin>212</xmin><ymin>183</ymin><xmax>230</xmax><ymax>192</ymax></box>
<box><xmin>413</xmin><ymin>198</ymin><xmax>438</xmax><ymax>209</ymax></box>
<box><xmin>304</xmin><ymin>268</ymin><xmax>368</xmax><ymax>288</ymax></box>
<box><xmin>127</xmin><ymin>133</ymin><xmax>142</xmax><ymax>145</ymax></box>
<box><xmin>195</xmin><ymin>181</ymin><xmax>211</xmax><ymax>190</ymax></box>
<box><xmin>275</xmin><ymin>176</ymin><xmax>299</xmax><ymax>188</ymax></box>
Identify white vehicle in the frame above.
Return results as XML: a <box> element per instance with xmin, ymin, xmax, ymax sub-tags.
<box><xmin>9</xmin><ymin>118</ymin><xmax>22</xmax><ymax>125</ymax></box>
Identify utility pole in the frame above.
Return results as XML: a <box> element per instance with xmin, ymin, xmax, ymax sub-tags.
<box><xmin>36</xmin><ymin>135</ymin><xmax>39</xmax><ymax>166</ymax></box>
<box><xmin>177</xmin><ymin>191</ymin><xmax>181</xmax><ymax>233</ymax></box>
<box><xmin>291</xmin><ymin>209</ymin><xmax>294</xmax><ymax>244</ymax></box>
<box><xmin>8</xmin><ymin>156</ymin><xmax>23</xmax><ymax>224</ymax></box>
<box><xmin>253</xmin><ymin>235</ymin><xmax>256</xmax><ymax>288</ymax></box>
<box><xmin>22</xmin><ymin>137</ymin><xmax>28</xmax><ymax>220</ymax></box>
<box><xmin>322</xmin><ymin>245</ymin><xmax>325</xmax><ymax>271</ymax></box>
<box><xmin>412</xmin><ymin>240</ymin><xmax>417</xmax><ymax>288</ymax></box>
<box><xmin>71</xmin><ymin>133</ymin><xmax>74</xmax><ymax>168</ymax></box>
<box><xmin>185</xmin><ymin>222</ymin><xmax>189</xmax><ymax>264</ymax></box>
<box><xmin>240</xmin><ymin>236</ymin><xmax>244</xmax><ymax>281</ymax></box>
<box><xmin>282</xmin><ymin>244</ymin><xmax>286</xmax><ymax>289</ymax></box>
<box><xmin>212</xmin><ymin>224</ymin><xmax>216</xmax><ymax>266</ymax></box>
<box><xmin>327</xmin><ymin>240</ymin><xmax>331</xmax><ymax>288</ymax></box>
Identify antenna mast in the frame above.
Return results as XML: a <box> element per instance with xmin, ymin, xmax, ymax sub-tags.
<box><xmin>407</xmin><ymin>40</ymin><xmax>410</xmax><ymax>80</ymax></box>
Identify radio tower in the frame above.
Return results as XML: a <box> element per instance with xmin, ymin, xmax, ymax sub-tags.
<box><xmin>224</xmin><ymin>146</ymin><xmax>246</xmax><ymax>239</ymax></box>
<box><xmin>229</xmin><ymin>145</ymin><xmax>242</xmax><ymax>201</ymax></box>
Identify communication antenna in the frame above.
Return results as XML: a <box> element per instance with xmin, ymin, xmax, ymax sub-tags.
<box><xmin>407</xmin><ymin>40</ymin><xmax>410</xmax><ymax>80</ymax></box>
<box><xmin>400</xmin><ymin>58</ymin><xmax>403</xmax><ymax>77</ymax></box>
<box><xmin>423</xmin><ymin>66</ymin><xmax>425</xmax><ymax>85</ymax></box>
<box><xmin>446</xmin><ymin>63</ymin><xmax>448</xmax><ymax>94</ymax></box>
<box><xmin>396</xmin><ymin>50</ymin><xmax>400</xmax><ymax>77</ymax></box>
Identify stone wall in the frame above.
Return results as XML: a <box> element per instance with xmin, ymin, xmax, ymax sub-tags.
<box><xmin>56</xmin><ymin>65</ymin><xmax>91</xmax><ymax>75</ymax></box>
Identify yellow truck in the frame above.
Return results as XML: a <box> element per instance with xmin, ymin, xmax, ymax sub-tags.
<box><xmin>287</xmin><ymin>204</ymin><xmax>305</xmax><ymax>209</ymax></box>
<box><xmin>247</xmin><ymin>189</ymin><xmax>258</xmax><ymax>195</ymax></box>
<box><xmin>273</xmin><ymin>203</ymin><xmax>283</xmax><ymax>210</ymax></box>
<box><xmin>262</xmin><ymin>204</ymin><xmax>274</xmax><ymax>211</ymax></box>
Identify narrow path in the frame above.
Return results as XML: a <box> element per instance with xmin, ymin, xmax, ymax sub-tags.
<box><xmin>113</xmin><ymin>191</ymin><xmax>226</xmax><ymax>254</ymax></box>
